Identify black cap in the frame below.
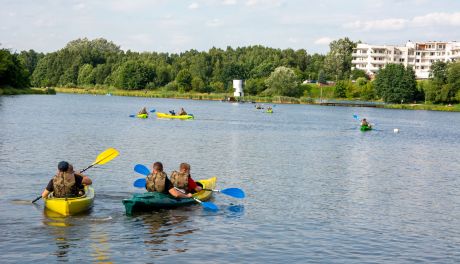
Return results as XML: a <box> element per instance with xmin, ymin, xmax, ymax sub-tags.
<box><xmin>58</xmin><ymin>161</ymin><xmax>69</xmax><ymax>172</ymax></box>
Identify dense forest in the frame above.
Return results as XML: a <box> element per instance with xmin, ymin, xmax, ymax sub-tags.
<box><xmin>1</xmin><ymin>37</ymin><xmax>460</xmax><ymax>103</ymax></box>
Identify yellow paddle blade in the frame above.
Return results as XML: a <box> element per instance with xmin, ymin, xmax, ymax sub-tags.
<box><xmin>93</xmin><ymin>148</ymin><xmax>119</xmax><ymax>165</ymax></box>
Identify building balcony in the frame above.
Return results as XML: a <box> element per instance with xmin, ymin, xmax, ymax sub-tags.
<box><xmin>352</xmin><ymin>53</ymin><xmax>368</xmax><ymax>57</ymax></box>
<box><xmin>352</xmin><ymin>59</ymin><xmax>368</xmax><ymax>64</ymax></box>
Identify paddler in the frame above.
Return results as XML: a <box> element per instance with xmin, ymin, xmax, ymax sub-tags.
<box><xmin>178</xmin><ymin>107</ymin><xmax>187</xmax><ymax>115</ymax></box>
<box><xmin>170</xmin><ymin>163</ymin><xmax>202</xmax><ymax>194</ymax></box>
<box><xmin>41</xmin><ymin>161</ymin><xmax>92</xmax><ymax>199</ymax></box>
<box><xmin>138</xmin><ymin>107</ymin><xmax>148</xmax><ymax>116</ymax></box>
<box><xmin>145</xmin><ymin>161</ymin><xmax>192</xmax><ymax>198</ymax></box>
<box><xmin>361</xmin><ymin>118</ymin><xmax>370</xmax><ymax>127</ymax></box>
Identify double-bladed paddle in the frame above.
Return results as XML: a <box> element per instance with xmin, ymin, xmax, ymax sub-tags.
<box><xmin>32</xmin><ymin>148</ymin><xmax>119</xmax><ymax>203</ymax></box>
<box><xmin>133</xmin><ymin>164</ymin><xmax>245</xmax><ymax>198</ymax></box>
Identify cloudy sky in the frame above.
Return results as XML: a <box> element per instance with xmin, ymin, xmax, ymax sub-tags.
<box><xmin>1</xmin><ymin>0</ymin><xmax>460</xmax><ymax>54</ymax></box>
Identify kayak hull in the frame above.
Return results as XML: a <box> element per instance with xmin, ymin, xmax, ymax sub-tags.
<box><xmin>44</xmin><ymin>186</ymin><xmax>94</xmax><ymax>216</ymax></box>
<box><xmin>360</xmin><ymin>125</ymin><xmax>372</xmax><ymax>131</ymax></box>
<box><xmin>137</xmin><ymin>114</ymin><xmax>148</xmax><ymax>118</ymax></box>
<box><xmin>123</xmin><ymin>177</ymin><xmax>216</xmax><ymax>215</ymax></box>
<box><xmin>156</xmin><ymin>112</ymin><xmax>194</xmax><ymax>119</ymax></box>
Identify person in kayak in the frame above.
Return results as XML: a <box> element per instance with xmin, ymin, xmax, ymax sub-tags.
<box><xmin>170</xmin><ymin>163</ymin><xmax>202</xmax><ymax>194</ymax></box>
<box><xmin>138</xmin><ymin>107</ymin><xmax>148</xmax><ymax>115</ymax></box>
<box><xmin>361</xmin><ymin>118</ymin><xmax>371</xmax><ymax>127</ymax></box>
<box><xmin>169</xmin><ymin>110</ymin><xmax>176</xmax><ymax>115</ymax></box>
<box><xmin>178</xmin><ymin>107</ymin><xmax>187</xmax><ymax>115</ymax></box>
<box><xmin>41</xmin><ymin>161</ymin><xmax>92</xmax><ymax>199</ymax></box>
<box><xmin>145</xmin><ymin>161</ymin><xmax>192</xmax><ymax>198</ymax></box>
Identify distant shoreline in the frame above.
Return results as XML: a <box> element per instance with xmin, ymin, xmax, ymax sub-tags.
<box><xmin>26</xmin><ymin>87</ymin><xmax>460</xmax><ymax>112</ymax></box>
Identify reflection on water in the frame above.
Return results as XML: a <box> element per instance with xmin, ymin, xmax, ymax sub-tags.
<box><xmin>139</xmin><ymin>209</ymin><xmax>197</xmax><ymax>254</ymax></box>
<box><xmin>90</xmin><ymin>227</ymin><xmax>113</xmax><ymax>264</ymax></box>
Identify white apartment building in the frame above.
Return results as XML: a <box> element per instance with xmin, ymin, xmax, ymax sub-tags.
<box><xmin>352</xmin><ymin>41</ymin><xmax>460</xmax><ymax>79</ymax></box>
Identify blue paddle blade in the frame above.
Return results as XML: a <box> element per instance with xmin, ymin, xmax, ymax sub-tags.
<box><xmin>133</xmin><ymin>178</ymin><xmax>146</xmax><ymax>188</ymax></box>
<box><xmin>134</xmin><ymin>164</ymin><xmax>150</xmax><ymax>176</ymax></box>
<box><xmin>150</xmin><ymin>109</ymin><xmax>156</xmax><ymax>113</ymax></box>
<box><xmin>129</xmin><ymin>114</ymin><xmax>135</xmax><ymax>117</ymax></box>
<box><xmin>221</xmin><ymin>188</ymin><xmax>245</xmax><ymax>199</ymax></box>
<box><xmin>201</xmin><ymin>201</ymin><xmax>219</xmax><ymax>211</ymax></box>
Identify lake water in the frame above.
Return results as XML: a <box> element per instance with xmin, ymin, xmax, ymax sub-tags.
<box><xmin>1</xmin><ymin>93</ymin><xmax>460</xmax><ymax>263</ymax></box>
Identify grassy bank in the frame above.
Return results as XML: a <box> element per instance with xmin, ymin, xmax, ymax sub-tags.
<box><xmin>384</xmin><ymin>103</ymin><xmax>460</xmax><ymax>112</ymax></box>
<box><xmin>0</xmin><ymin>87</ymin><xmax>56</xmax><ymax>95</ymax></box>
<box><xmin>54</xmin><ymin>87</ymin><xmax>315</xmax><ymax>104</ymax></box>
<box><xmin>53</xmin><ymin>87</ymin><xmax>460</xmax><ymax>112</ymax></box>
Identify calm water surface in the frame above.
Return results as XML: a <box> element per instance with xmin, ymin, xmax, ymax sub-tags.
<box><xmin>1</xmin><ymin>94</ymin><xmax>460</xmax><ymax>263</ymax></box>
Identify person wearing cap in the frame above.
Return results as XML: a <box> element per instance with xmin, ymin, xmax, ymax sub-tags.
<box><xmin>145</xmin><ymin>161</ymin><xmax>192</xmax><ymax>198</ymax></box>
<box><xmin>41</xmin><ymin>161</ymin><xmax>92</xmax><ymax>199</ymax></box>
<box><xmin>170</xmin><ymin>163</ymin><xmax>202</xmax><ymax>194</ymax></box>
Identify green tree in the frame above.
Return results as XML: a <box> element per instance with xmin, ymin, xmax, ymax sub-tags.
<box><xmin>351</xmin><ymin>69</ymin><xmax>368</xmax><ymax>80</ymax></box>
<box><xmin>0</xmin><ymin>49</ymin><xmax>30</xmax><ymax>88</ymax></box>
<box><xmin>111</xmin><ymin>60</ymin><xmax>155</xmax><ymax>89</ymax></box>
<box><xmin>334</xmin><ymin>80</ymin><xmax>347</xmax><ymax>98</ymax></box>
<box><xmin>191</xmin><ymin>76</ymin><xmax>205</xmax><ymax>92</ymax></box>
<box><xmin>323</xmin><ymin>37</ymin><xmax>357</xmax><ymax>80</ymax></box>
<box><xmin>245</xmin><ymin>78</ymin><xmax>266</xmax><ymax>95</ymax></box>
<box><xmin>264</xmin><ymin>66</ymin><xmax>301</xmax><ymax>97</ymax></box>
<box><xmin>175</xmin><ymin>69</ymin><xmax>192</xmax><ymax>92</ymax></box>
<box><xmin>374</xmin><ymin>64</ymin><xmax>417</xmax><ymax>103</ymax></box>
<box><xmin>77</xmin><ymin>64</ymin><xmax>94</xmax><ymax>85</ymax></box>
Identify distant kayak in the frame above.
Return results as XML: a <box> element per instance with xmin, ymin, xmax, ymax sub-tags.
<box><xmin>44</xmin><ymin>186</ymin><xmax>94</xmax><ymax>216</ymax></box>
<box><xmin>360</xmin><ymin>125</ymin><xmax>372</xmax><ymax>131</ymax></box>
<box><xmin>123</xmin><ymin>177</ymin><xmax>216</xmax><ymax>215</ymax></box>
<box><xmin>266</xmin><ymin>109</ymin><xmax>273</xmax><ymax>113</ymax></box>
<box><xmin>156</xmin><ymin>112</ymin><xmax>194</xmax><ymax>119</ymax></box>
<box><xmin>137</xmin><ymin>113</ymin><xmax>148</xmax><ymax>118</ymax></box>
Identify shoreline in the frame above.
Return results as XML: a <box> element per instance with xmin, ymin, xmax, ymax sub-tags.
<box><xmin>44</xmin><ymin>87</ymin><xmax>459</xmax><ymax>112</ymax></box>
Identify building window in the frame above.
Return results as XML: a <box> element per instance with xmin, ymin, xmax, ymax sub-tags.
<box><xmin>399</xmin><ymin>58</ymin><xmax>405</xmax><ymax>62</ymax></box>
<box><xmin>416</xmin><ymin>59</ymin><xmax>420</xmax><ymax>62</ymax></box>
<box><xmin>421</xmin><ymin>66</ymin><xmax>424</xmax><ymax>70</ymax></box>
<box><xmin>416</xmin><ymin>52</ymin><xmax>420</xmax><ymax>55</ymax></box>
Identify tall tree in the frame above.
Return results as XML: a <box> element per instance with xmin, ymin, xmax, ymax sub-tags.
<box><xmin>264</xmin><ymin>66</ymin><xmax>301</xmax><ymax>97</ymax></box>
<box><xmin>374</xmin><ymin>64</ymin><xmax>417</xmax><ymax>103</ymax></box>
<box><xmin>322</xmin><ymin>37</ymin><xmax>357</xmax><ymax>80</ymax></box>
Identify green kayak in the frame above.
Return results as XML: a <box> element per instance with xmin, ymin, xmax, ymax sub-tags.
<box><xmin>360</xmin><ymin>125</ymin><xmax>372</xmax><ymax>131</ymax></box>
<box><xmin>123</xmin><ymin>177</ymin><xmax>216</xmax><ymax>215</ymax></box>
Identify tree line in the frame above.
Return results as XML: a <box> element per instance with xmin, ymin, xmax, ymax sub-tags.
<box><xmin>1</xmin><ymin>37</ymin><xmax>459</xmax><ymax>104</ymax></box>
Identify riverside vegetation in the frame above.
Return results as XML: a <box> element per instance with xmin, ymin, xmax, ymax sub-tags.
<box><xmin>1</xmin><ymin>38</ymin><xmax>459</xmax><ymax>111</ymax></box>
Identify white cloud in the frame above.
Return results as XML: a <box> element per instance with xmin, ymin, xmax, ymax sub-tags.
<box><xmin>344</xmin><ymin>12</ymin><xmax>460</xmax><ymax>32</ymax></box>
<box><xmin>314</xmin><ymin>37</ymin><xmax>332</xmax><ymax>45</ymax></box>
<box><xmin>288</xmin><ymin>37</ymin><xmax>298</xmax><ymax>43</ymax></box>
<box><xmin>412</xmin><ymin>12</ymin><xmax>460</xmax><ymax>27</ymax></box>
<box><xmin>344</xmin><ymin>18</ymin><xmax>407</xmax><ymax>31</ymax></box>
<box><xmin>222</xmin><ymin>0</ymin><xmax>237</xmax><ymax>5</ymax></box>
<box><xmin>188</xmin><ymin>2</ymin><xmax>199</xmax><ymax>9</ymax></box>
<box><xmin>206</xmin><ymin>18</ymin><xmax>222</xmax><ymax>27</ymax></box>
<box><xmin>73</xmin><ymin>3</ymin><xmax>86</xmax><ymax>11</ymax></box>
<box><xmin>245</xmin><ymin>0</ymin><xmax>284</xmax><ymax>7</ymax></box>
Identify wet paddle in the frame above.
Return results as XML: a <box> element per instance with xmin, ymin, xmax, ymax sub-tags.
<box><xmin>32</xmin><ymin>148</ymin><xmax>119</xmax><ymax>203</ymax></box>
<box><xmin>134</xmin><ymin>164</ymin><xmax>150</xmax><ymax>176</ymax></box>
<box><xmin>174</xmin><ymin>187</ymin><xmax>218</xmax><ymax>211</ymax></box>
<box><xmin>202</xmin><ymin>188</ymin><xmax>245</xmax><ymax>199</ymax></box>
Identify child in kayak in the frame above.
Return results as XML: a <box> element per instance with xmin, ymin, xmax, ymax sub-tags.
<box><xmin>170</xmin><ymin>163</ymin><xmax>202</xmax><ymax>194</ymax></box>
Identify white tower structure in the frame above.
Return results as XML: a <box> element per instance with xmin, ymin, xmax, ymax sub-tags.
<box><xmin>233</xmin><ymin>80</ymin><xmax>244</xmax><ymax>97</ymax></box>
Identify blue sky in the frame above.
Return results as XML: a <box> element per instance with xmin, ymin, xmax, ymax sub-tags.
<box><xmin>1</xmin><ymin>0</ymin><xmax>460</xmax><ymax>54</ymax></box>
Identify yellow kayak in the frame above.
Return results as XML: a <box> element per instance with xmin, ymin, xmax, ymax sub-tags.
<box><xmin>156</xmin><ymin>112</ymin><xmax>194</xmax><ymax>119</ymax></box>
<box><xmin>137</xmin><ymin>113</ymin><xmax>148</xmax><ymax>118</ymax></box>
<box><xmin>44</xmin><ymin>186</ymin><xmax>94</xmax><ymax>216</ymax></box>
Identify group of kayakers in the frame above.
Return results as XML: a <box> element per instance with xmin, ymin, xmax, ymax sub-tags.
<box><xmin>41</xmin><ymin>161</ymin><xmax>201</xmax><ymax>199</ymax></box>
<box><xmin>146</xmin><ymin>162</ymin><xmax>201</xmax><ymax>198</ymax></box>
